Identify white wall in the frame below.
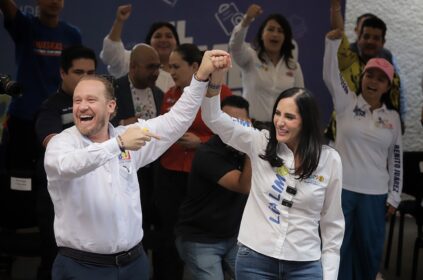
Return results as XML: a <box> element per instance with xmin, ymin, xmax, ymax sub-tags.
<box><xmin>346</xmin><ymin>0</ymin><xmax>423</xmax><ymax>151</ymax></box>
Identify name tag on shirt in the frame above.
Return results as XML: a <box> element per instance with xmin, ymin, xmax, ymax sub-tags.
<box><xmin>10</xmin><ymin>177</ymin><xmax>31</xmax><ymax>191</ymax></box>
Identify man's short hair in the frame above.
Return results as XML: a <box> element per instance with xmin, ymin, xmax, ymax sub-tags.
<box><xmin>78</xmin><ymin>75</ymin><xmax>115</xmax><ymax>101</ymax></box>
<box><xmin>221</xmin><ymin>95</ymin><xmax>249</xmax><ymax>115</ymax></box>
<box><xmin>360</xmin><ymin>17</ymin><xmax>387</xmax><ymax>41</ymax></box>
<box><xmin>61</xmin><ymin>45</ymin><xmax>97</xmax><ymax>73</ymax></box>
<box><xmin>355</xmin><ymin>13</ymin><xmax>376</xmax><ymax>26</ymax></box>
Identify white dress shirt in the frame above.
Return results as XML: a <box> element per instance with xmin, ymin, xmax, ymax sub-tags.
<box><xmin>229</xmin><ymin>23</ymin><xmax>304</xmax><ymax>122</ymax></box>
<box><xmin>323</xmin><ymin>38</ymin><xmax>403</xmax><ymax>208</ymax></box>
<box><xmin>44</xmin><ymin>78</ymin><xmax>208</xmax><ymax>254</ymax></box>
<box><xmin>201</xmin><ymin>96</ymin><xmax>345</xmax><ymax>280</ymax></box>
<box><xmin>100</xmin><ymin>37</ymin><xmax>175</xmax><ymax>93</ymax></box>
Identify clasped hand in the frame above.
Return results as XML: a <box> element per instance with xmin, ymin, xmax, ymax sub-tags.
<box><xmin>195</xmin><ymin>50</ymin><xmax>232</xmax><ymax>81</ymax></box>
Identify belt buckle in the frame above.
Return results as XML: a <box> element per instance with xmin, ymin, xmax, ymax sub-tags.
<box><xmin>115</xmin><ymin>251</ymin><xmax>131</xmax><ymax>266</ymax></box>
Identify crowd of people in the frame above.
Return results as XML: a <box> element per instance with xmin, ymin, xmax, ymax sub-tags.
<box><xmin>0</xmin><ymin>0</ymin><xmax>411</xmax><ymax>280</ymax></box>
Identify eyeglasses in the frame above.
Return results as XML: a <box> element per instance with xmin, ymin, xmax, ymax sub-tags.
<box><xmin>281</xmin><ymin>185</ymin><xmax>297</xmax><ymax>208</ymax></box>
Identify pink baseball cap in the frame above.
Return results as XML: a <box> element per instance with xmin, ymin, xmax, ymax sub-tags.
<box><xmin>363</xmin><ymin>58</ymin><xmax>394</xmax><ymax>83</ymax></box>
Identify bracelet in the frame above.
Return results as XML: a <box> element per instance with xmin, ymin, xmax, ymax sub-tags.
<box><xmin>207</xmin><ymin>83</ymin><xmax>221</xmax><ymax>90</ymax></box>
<box><xmin>117</xmin><ymin>135</ymin><xmax>125</xmax><ymax>152</ymax></box>
<box><xmin>193</xmin><ymin>72</ymin><xmax>209</xmax><ymax>82</ymax></box>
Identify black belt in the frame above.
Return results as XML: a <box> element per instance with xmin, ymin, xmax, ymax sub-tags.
<box><xmin>58</xmin><ymin>242</ymin><xmax>143</xmax><ymax>266</ymax></box>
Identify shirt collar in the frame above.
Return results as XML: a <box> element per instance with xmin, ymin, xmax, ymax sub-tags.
<box><xmin>374</xmin><ymin>103</ymin><xmax>387</xmax><ymax>113</ymax></box>
<box><xmin>357</xmin><ymin>94</ymin><xmax>370</xmax><ymax>109</ymax></box>
<box><xmin>276</xmin><ymin>142</ymin><xmax>296</xmax><ymax>173</ymax></box>
<box><xmin>79</xmin><ymin>123</ymin><xmax>116</xmax><ymax>146</ymax></box>
<box><xmin>277</xmin><ymin>142</ymin><xmax>294</xmax><ymax>160</ymax></box>
<box><xmin>357</xmin><ymin>94</ymin><xmax>387</xmax><ymax>113</ymax></box>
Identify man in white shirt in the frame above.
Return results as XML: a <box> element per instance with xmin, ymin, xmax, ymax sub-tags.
<box><xmin>44</xmin><ymin>50</ymin><xmax>231</xmax><ymax>280</ymax></box>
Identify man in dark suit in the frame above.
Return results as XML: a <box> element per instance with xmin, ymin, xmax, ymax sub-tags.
<box><xmin>112</xmin><ymin>44</ymin><xmax>164</xmax><ymax>274</ymax></box>
<box><xmin>113</xmin><ymin>43</ymin><xmax>163</xmax><ymax>126</ymax></box>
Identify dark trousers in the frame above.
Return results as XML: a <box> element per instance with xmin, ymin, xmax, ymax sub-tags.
<box><xmin>52</xmin><ymin>250</ymin><xmax>149</xmax><ymax>280</ymax></box>
<box><xmin>338</xmin><ymin>189</ymin><xmax>387</xmax><ymax>280</ymax></box>
<box><xmin>0</xmin><ymin>115</ymin><xmax>38</xmax><ymax>228</ymax></box>
<box><xmin>153</xmin><ymin>165</ymin><xmax>188</xmax><ymax>280</ymax></box>
<box><xmin>35</xmin><ymin>169</ymin><xmax>57</xmax><ymax>280</ymax></box>
<box><xmin>138</xmin><ymin>164</ymin><xmax>158</xmax><ymax>249</ymax></box>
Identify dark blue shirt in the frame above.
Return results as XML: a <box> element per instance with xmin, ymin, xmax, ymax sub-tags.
<box><xmin>4</xmin><ymin>10</ymin><xmax>81</xmax><ymax>120</ymax></box>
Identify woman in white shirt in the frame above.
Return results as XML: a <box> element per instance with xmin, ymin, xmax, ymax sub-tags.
<box><xmin>100</xmin><ymin>4</ymin><xmax>178</xmax><ymax>92</ymax></box>
<box><xmin>229</xmin><ymin>3</ymin><xmax>304</xmax><ymax>123</ymax></box>
<box><xmin>201</xmin><ymin>71</ymin><xmax>344</xmax><ymax>279</ymax></box>
<box><xmin>323</xmin><ymin>29</ymin><xmax>402</xmax><ymax>280</ymax></box>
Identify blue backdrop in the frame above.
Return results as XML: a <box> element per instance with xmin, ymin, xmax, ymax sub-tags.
<box><xmin>0</xmin><ymin>0</ymin><xmax>337</xmax><ymax>122</ymax></box>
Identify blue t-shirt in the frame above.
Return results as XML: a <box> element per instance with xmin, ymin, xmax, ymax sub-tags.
<box><xmin>4</xmin><ymin>10</ymin><xmax>81</xmax><ymax>120</ymax></box>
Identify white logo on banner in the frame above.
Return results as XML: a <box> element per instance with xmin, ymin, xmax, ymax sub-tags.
<box><xmin>162</xmin><ymin>0</ymin><xmax>178</xmax><ymax>7</ymax></box>
<box><xmin>215</xmin><ymin>2</ymin><xmax>244</xmax><ymax>36</ymax></box>
<box><xmin>20</xmin><ymin>5</ymin><xmax>38</xmax><ymax>16</ymax></box>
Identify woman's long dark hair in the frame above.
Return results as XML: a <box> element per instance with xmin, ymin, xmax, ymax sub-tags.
<box><xmin>259</xmin><ymin>88</ymin><xmax>323</xmax><ymax>180</ymax></box>
<box><xmin>253</xmin><ymin>14</ymin><xmax>295</xmax><ymax>69</ymax></box>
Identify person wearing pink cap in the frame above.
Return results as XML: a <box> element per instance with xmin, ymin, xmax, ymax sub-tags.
<box><xmin>326</xmin><ymin>0</ymin><xmax>405</xmax><ymax>146</ymax></box>
<box><xmin>323</xmin><ymin>29</ymin><xmax>402</xmax><ymax>280</ymax></box>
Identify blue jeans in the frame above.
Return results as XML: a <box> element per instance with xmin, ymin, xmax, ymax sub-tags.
<box><xmin>52</xmin><ymin>250</ymin><xmax>149</xmax><ymax>280</ymax></box>
<box><xmin>235</xmin><ymin>244</ymin><xmax>323</xmax><ymax>280</ymax></box>
<box><xmin>338</xmin><ymin>189</ymin><xmax>387</xmax><ymax>280</ymax></box>
<box><xmin>175</xmin><ymin>236</ymin><xmax>238</xmax><ymax>280</ymax></box>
